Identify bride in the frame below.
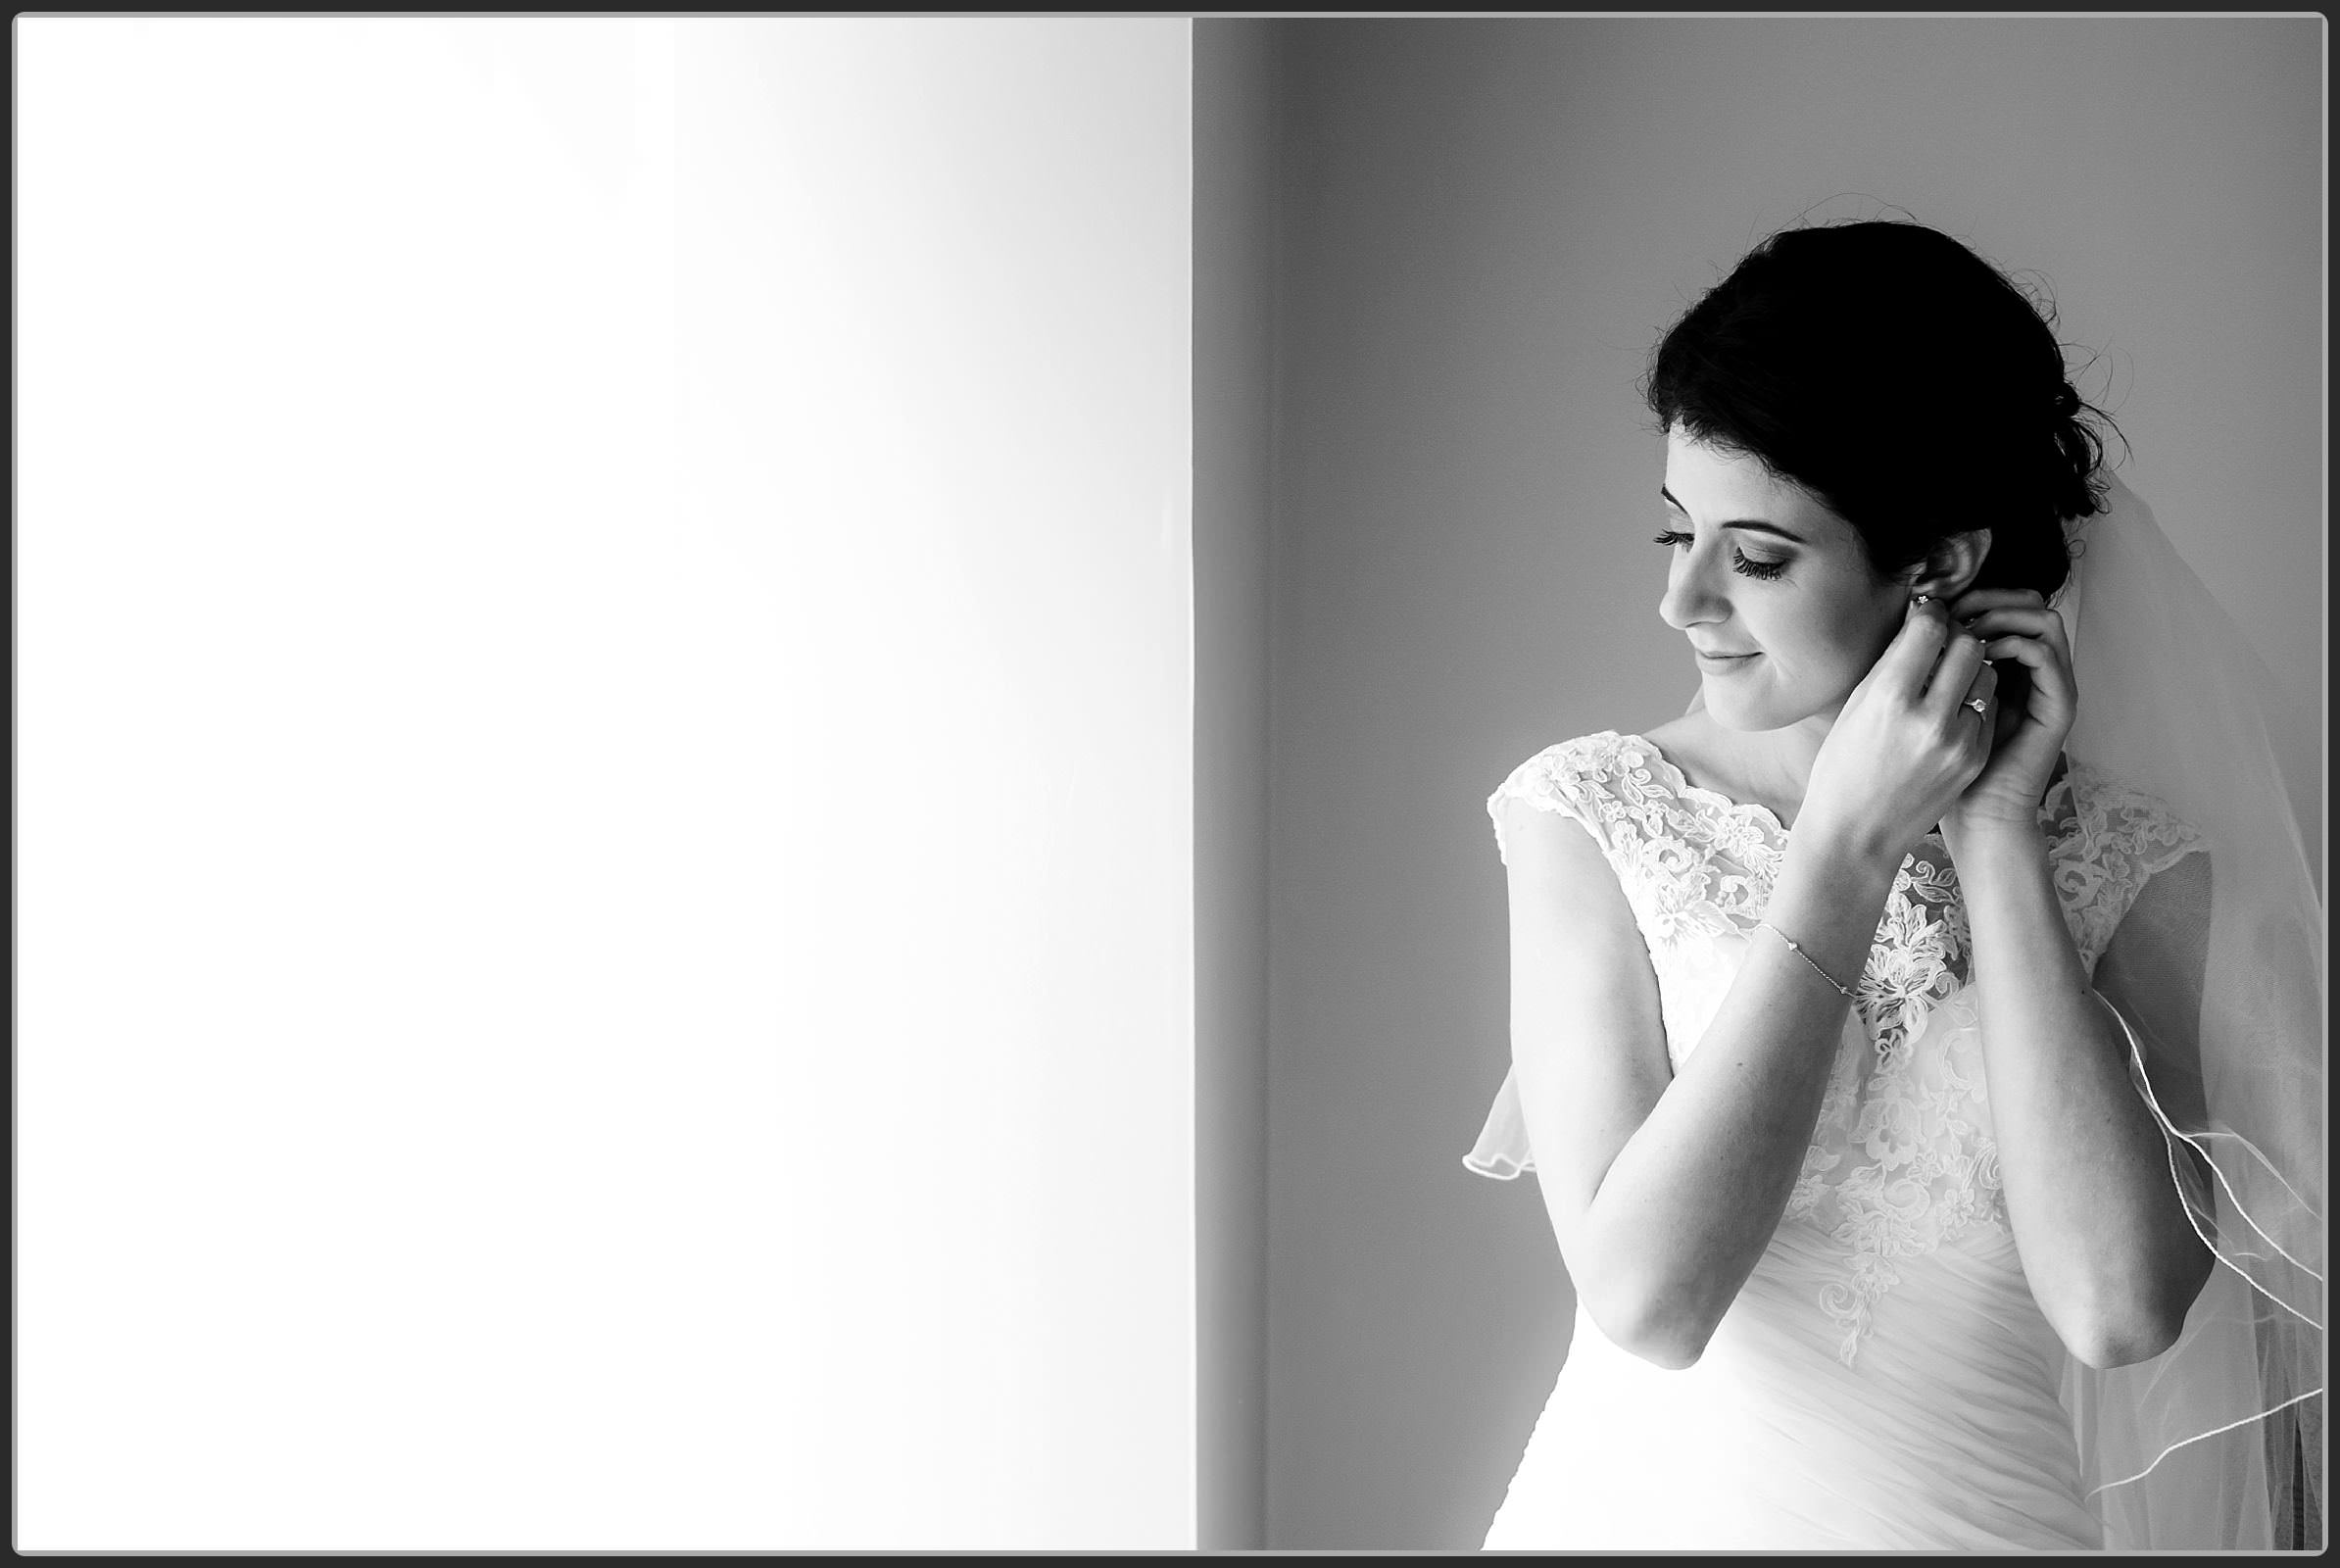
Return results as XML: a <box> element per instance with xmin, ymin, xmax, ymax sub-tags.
<box><xmin>1466</xmin><ymin>220</ymin><xmax>2322</xmax><ymax>1550</ymax></box>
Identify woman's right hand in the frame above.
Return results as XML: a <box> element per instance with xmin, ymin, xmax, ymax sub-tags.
<box><xmin>1798</xmin><ymin>598</ymin><xmax>1998</xmax><ymax>862</ymax></box>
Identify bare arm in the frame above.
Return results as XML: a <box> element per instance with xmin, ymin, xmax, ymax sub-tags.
<box><xmin>1942</xmin><ymin>586</ymin><xmax>2215</xmax><ymax>1368</ymax></box>
<box><xmin>1949</xmin><ymin>826</ymin><xmax>2215</xmax><ymax>1368</ymax></box>
<box><xmin>1502</xmin><ymin>797</ymin><xmax>1900</xmax><ymax>1367</ymax></box>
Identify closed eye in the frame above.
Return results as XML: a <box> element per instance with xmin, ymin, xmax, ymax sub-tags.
<box><xmin>1653</xmin><ymin>528</ymin><xmax>1791</xmax><ymax>581</ymax></box>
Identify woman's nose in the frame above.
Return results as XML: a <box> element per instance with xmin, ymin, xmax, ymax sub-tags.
<box><xmin>1658</xmin><ymin>556</ymin><xmax>1728</xmax><ymax>632</ymax></box>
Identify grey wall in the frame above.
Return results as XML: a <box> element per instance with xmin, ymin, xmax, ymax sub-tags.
<box><xmin>1258</xmin><ymin>18</ymin><xmax>2323</xmax><ymax>1548</ymax></box>
<box><xmin>1194</xmin><ymin>19</ymin><xmax>1274</xmax><ymax>1552</ymax></box>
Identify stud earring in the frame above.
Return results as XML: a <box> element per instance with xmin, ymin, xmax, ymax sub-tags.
<box><xmin>1912</xmin><ymin>592</ymin><xmax>1932</xmax><ymax>607</ymax></box>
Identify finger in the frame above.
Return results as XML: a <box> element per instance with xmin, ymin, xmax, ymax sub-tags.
<box><xmin>1978</xmin><ymin>633</ymin><xmax>2076</xmax><ymax>712</ymax></box>
<box><xmin>1876</xmin><ymin>597</ymin><xmax>1955</xmax><ymax>690</ymax></box>
<box><xmin>1947</xmin><ymin>587</ymin><xmax>2051</xmax><ymax>621</ymax></box>
<box><xmin>1978</xmin><ymin>633</ymin><xmax>2058</xmax><ymax>670</ymax></box>
<box><xmin>1956</xmin><ymin>661</ymin><xmax>2000</xmax><ymax>744</ymax></box>
<box><xmin>1961</xmin><ymin>606</ymin><xmax>2072</xmax><ymax>658</ymax></box>
<box><xmin>1964</xmin><ymin>657</ymin><xmax>2000</xmax><ymax>705</ymax></box>
<box><xmin>1923</xmin><ymin>625</ymin><xmax>1989</xmax><ymax>711</ymax></box>
<box><xmin>1959</xmin><ymin>607</ymin><xmax>2060</xmax><ymax>637</ymax></box>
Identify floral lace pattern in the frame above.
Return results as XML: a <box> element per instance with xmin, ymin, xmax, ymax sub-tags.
<box><xmin>1487</xmin><ymin>730</ymin><xmax>2203</xmax><ymax>1364</ymax></box>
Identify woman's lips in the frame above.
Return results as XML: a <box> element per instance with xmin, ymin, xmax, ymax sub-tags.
<box><xmin>1695</xmin><ymin>650</ymin><xmax>1761</xmax><ymax>669</ymax></box>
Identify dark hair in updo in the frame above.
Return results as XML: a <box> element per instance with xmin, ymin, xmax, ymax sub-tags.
<box><xmin>1643</xmin><ymin>220</ymin><xmax>2120</xmax><ymax>600</ymax></box>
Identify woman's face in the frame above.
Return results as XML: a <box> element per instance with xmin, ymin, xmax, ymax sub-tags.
<box><xmin>1656</xmin><ymin>428</ymin><xmax>1908</xmax><ymax>732</ymax></box>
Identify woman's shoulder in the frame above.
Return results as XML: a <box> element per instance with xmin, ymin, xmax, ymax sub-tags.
<box><xmin>1499</xmin><ymin>727</ymin><xmax>1639</xmax><ymax>773</ymax></box>
<box><xmin>1489</xmin><ymin>729</ymin><xmax>1668</xmax><ymax>805</ymax></box>
<box><xmin>1485</xmin><ymin>731</ymin><xmax>1652</xmax><ymax>861</ymax></box>
<box><xmin>2040</xmin><ymin>760</ymin><xmax>2209</xmax><ymax>970</ymax></box>
<box><xmin>2044</xmin><ymin>759</ymin><xmax>2205</xmax><ymax>867</ymax></box>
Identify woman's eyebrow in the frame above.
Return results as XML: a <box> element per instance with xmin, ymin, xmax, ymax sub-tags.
<box><xmin>1659</xmin><ymin>485</ymin><xmax>1808</xmax><ymax>545</ymax></box>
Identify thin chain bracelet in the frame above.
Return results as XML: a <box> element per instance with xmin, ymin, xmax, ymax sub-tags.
<box><xmin>1753</xmin><ymin>919</ymin><xmax>1857</xmax><ymax>999</ymax></box>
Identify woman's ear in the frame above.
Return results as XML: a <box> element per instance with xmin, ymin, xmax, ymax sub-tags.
<box><xmin>1908</xmin><ymin>528</ymin><xmax>1992</xmax><ymax>600</ymax></box>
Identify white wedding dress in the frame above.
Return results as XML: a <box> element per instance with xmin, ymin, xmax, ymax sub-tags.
<box><xmin>1468</xmin><ymin>730</ymin><xmax>2204</xmax><ymax>1551</ymax></box>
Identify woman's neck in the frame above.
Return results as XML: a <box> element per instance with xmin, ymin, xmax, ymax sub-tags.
<box><xmin>1646</xmin><ymin>707</ymin><xmax>2070</xmax><ymax>829</ymax></box>
<box><xmin>1646</xmin><ymin>709</ymin><xmax>1839</xmax><ymax>827</ymax></box>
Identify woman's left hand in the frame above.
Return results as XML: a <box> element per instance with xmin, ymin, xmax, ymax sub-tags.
<box><xmin>1939</xmin><ymin>588</ymin><xmax>2076</xmax><ymax>835</ymax></box>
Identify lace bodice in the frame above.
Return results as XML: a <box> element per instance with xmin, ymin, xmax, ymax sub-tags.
<box><xmin>1476</xmin><ymin>730</ymin><xmax>2203</xmax><ymax>1364</ymax></box>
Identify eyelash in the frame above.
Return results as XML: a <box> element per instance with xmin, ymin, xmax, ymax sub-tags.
<box><xmin>1652</xmin><ymin>528</ymin><xmax>1790</xmax><ymax>581</ymax></box>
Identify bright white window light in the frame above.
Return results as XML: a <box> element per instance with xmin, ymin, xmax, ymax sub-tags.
<box><xmin>18</xmin><ymin>17</ymin><xmax>1194</xmax><ymax>1550</ymax></box>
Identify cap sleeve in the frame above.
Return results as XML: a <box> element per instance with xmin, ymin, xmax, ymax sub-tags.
<box><xmin>1464</xmin><ymin>1068</ymin><xmax>1536</xmax><ymax>1180</ymax></box>
<box><xmin>2048</xmin><ymin>762</ymin><xmax>2207</xmax><ymax>974</ymax></box>
<box><xmin>1485</xmin><ymin>731</ymin><xmax>1626</xmax><ymax>868</ymax></box>
<box><xmin>1468</xmin><ymin>732</ymin><xmax>1629</xmax><ymax>1180</ymax></box>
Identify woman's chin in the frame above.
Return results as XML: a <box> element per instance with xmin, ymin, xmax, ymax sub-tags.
<box><xmin>1698</xmin><ymin>691</ymin><xmax>1771</xmax><ymax>732</ymax></box>
<box><xmin>1699</xmin><ymin>684</ymin><xmax>1815</xmax><ymax>734</ymax></box>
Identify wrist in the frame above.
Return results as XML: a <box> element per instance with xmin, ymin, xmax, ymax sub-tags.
<box><xmin>1760</xmin><ymin>845</ymin><xmax>1897</xmax><ymax>1004</ymax></box>
<box><xmin>1942</xmin><ymin>814</ymin><xmax>2050</xmax><ymax>877</ymax></box>
<box><xmin>1778</xmin><ymin>829</ymin><xmax>1904</xmax><ymax>909</ymax></box>
<box><xmin>1787</xmin><ymin>812</ymin><xmax>1916</xmax><ymax>885</ymax></box>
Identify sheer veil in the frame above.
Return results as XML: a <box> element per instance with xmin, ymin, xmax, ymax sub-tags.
<box><xmin>2047</xmin><ymin>470</ymin><xmax>2324</xmax><ymax>1549</ymax></box>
